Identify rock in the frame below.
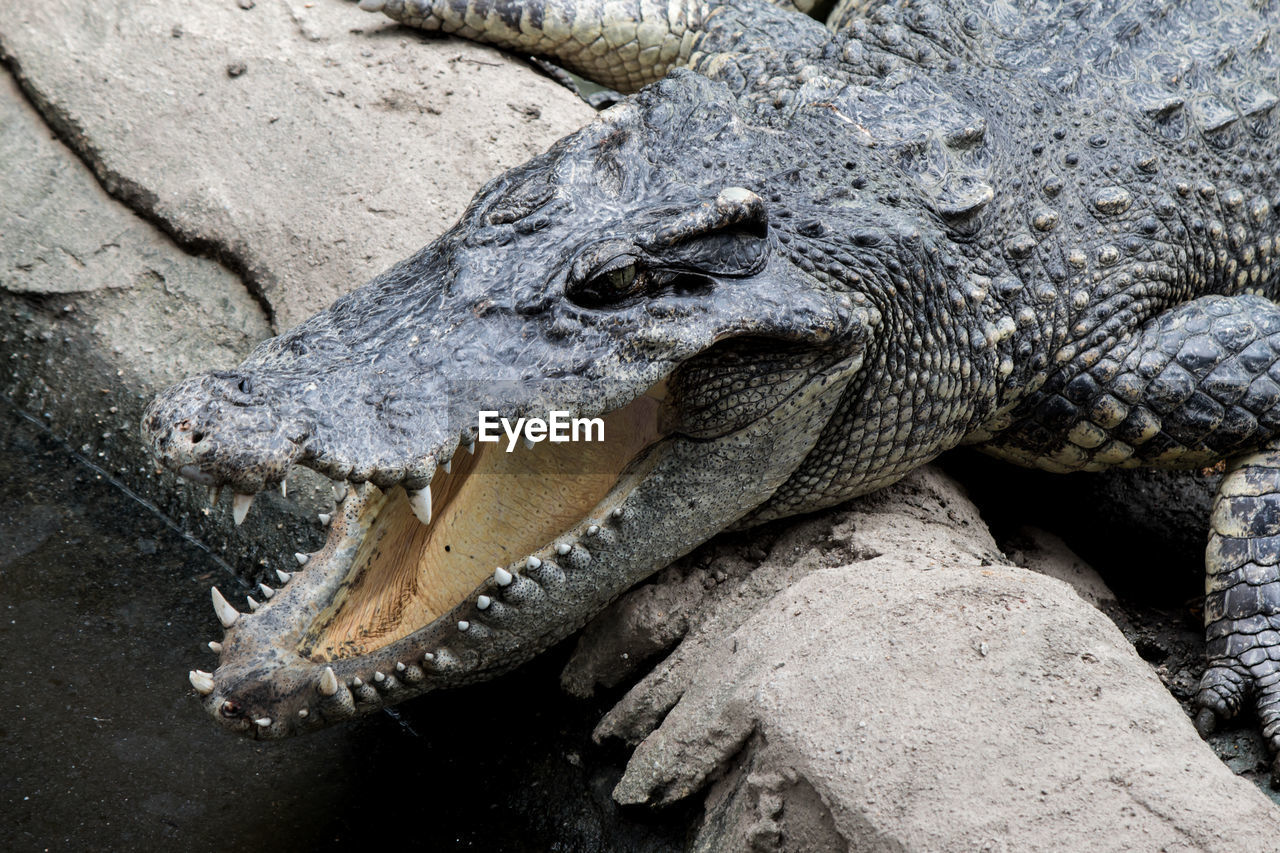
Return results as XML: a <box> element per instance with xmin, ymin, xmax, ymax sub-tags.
<box><xmin>572</xmin><ymin>469</ymin><xmax>1280</xmax><ymax>848</ymax></box>
<box><xmin>1007</xmin><ymin>526</ymin><xmax>1116</xmax><ymax>609</ymax></box>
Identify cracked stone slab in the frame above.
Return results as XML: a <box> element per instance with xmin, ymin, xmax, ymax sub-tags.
<box><xmin>0</xmin><ymin>0</ymin><xmax>590</xmax><ymax>562</ymax></box>
<box><xmin>0</xmin><ymin>0</ymin><xmax>594</xmax><ymax>329</ymax></box>
<box><xmin>0</xmin><ymin>67</ymin><xmax>295</xmax><ymax>558</ymax></box>
<box><xmin>571</xmin><ymin>469</ymin><xmax>1280</xmax><ymax>849</ymax></box>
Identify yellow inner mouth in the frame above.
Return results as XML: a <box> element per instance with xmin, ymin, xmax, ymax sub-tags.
<box><xmin>304</xmin><ymin>391</ymin><xmax>666</xmax><ymax>661</ymax></box>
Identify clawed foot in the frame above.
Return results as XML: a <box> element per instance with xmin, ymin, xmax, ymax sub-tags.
<box><xmin>1195</xmin><ymin>638</ymin><xmax>1280</xmax><ymax>787</ymax></box>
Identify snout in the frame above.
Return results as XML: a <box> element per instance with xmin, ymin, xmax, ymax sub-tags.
<box><xmin>143</xmin><ymin>373</ymin><xmax>306</xmax><ymax>493</ymax></box>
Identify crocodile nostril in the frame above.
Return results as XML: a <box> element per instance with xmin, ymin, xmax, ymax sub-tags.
<box><xmin>191</xmin><ymin>431</ymin><xmax>206</xmax><ymax>444</ymax></box>
<box><xmin>238</xmin><ymin>377</ymin><xmax>253</xmax><ymax>394</ymax></box>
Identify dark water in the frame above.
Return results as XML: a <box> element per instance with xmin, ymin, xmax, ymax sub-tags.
<box><xmin>0</xmin><ymin>399</ymin><xmax>691</xmax><ymax>852</ymax></box>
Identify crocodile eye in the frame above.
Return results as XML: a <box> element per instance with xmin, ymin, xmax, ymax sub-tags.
<box><xmin>569</xmin><ymin>258</ymin><xmax>648</xmax><ymax>308</ymax></box>
<box><xmin>601</xmin><ymin>264</ymin><xmax>637</xmax><ymax>293</ymax></box>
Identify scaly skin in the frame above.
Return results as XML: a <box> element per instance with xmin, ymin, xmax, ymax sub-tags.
<box><xmin>144</xmin><ymin>0</ymin><xmax>1280</xmax><ymax>775</ymax></box>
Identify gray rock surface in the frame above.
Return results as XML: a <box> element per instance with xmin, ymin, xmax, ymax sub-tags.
<box><xmin>2</xmin><ymin>0</ymin><xmax>1277</xmax><ymax>848</ymax></box>
<box><xmin>570</xmin><ymin>469</ymin><xmax>1280</xmax><ymax>850</ymax></box>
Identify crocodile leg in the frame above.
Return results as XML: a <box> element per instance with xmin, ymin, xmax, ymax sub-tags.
<box><xmin>1200</xmin><ymin>445</ymin><xmax>1280</xmax><ymax>783</ymax></box>
<box><xmin>980</xmin><ymin>294</ymin><xmax>1280</xmax><ymax>475</ymax></box>
<box><xmin>354</xmin><ymin>0</ymin><xmax>829</xmax><ymax>93</ymax></box>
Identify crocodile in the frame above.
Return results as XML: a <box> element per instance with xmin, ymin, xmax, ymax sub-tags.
<box><xmin>143</xmin><ymin>0</ymin><xmax>1280</xmax><ymax>770</ymax></box>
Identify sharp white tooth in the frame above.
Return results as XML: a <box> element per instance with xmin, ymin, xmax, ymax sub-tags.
<box><xmin>259</xmin><ymin>583</ymin><xmax>275</xmax><ymax>599</ymax></box>
<box><xmin>246</xmin><ymin>595</ymin><xmax>260</xmax><ymax>612</ymax></box>
<box><xmin>408</xmin><ymin>486</ymin><xmax>432</xmax><ymax>526</ymax></box>
<box><xmin>280</xmin><ymin>480</ymin><xmax>287</xmax><ymax>498</ymax></box>
<box><xmin>611</xmin><ymin>507</ymin><xmax>624</xmax><ymax>519</ymax></box>
<box><xmin>555</xmin><ymin>543</ymin><xmax>571</xmax><ymax>556</ymax></box>
<box><xmin>211</xmin><ymin>587</ymin><xmax>239</xmax><ymax>628</ymax></box>
<box><xmin>395</xmin><ymin>662</ymin><xmax>406</xmax><ymax>672</ymax></box>
<box><xmin>295</xmin><ymin>552</ymin><xmax>309</xmax><ymax>566</ymax></box>
<box><xmin>276</xmin><ymin>570</ymin><xmax>292</xmax><ymax>583</ymax></box>
<box><xmin>523</xmin><ymin>436</ymin><xmax>535</xmax><ymax>451</ymax></box>
<box><xmin>318</xmin><ymin>513</ymin><xmax>331</xmax><ymax>525</ymax></box>
<box><xmin>351</xmin><ymin>677</ymin><xmax>363</xmax><ymax>688</ymax></box>
<box><xmin>442</xmin><ymin>459</ymin><xmax>452</xmax><ymax>474</ymax></box>
<box><xmin>207</xmin><ymin>486</ymin><xmax>221</xmax><ymax>506</ymax></box>
<box><xmin>232</xmin><ymin>492</ymin><xmax>255</xmax><ymax>525</ymax></box>
<box><xmin>526</xmin><ymin>556</ymin><xmax>542</xmax><ymax>570</ymax></box>
<box><xmin>208</xmin><ymin>641</ymin><xmax>223</xmax><ymax>653</ymax></box>
<box><xmin>587</xmin><ymin>525</ymin><xmax>599</xmax><ymax>536</ymax></box>
<box><xmin>464</xmin><ymin>439</ymin><xmax>475</xmax><ymax>455</ymax></box>
<box><xmin>422</xmin><ymin>652</ymin><xmax>436</xmax><ymax>662</ymax></box>
<box><xmin>373</xmin><ymin>671</ymin><xmax>386</xmax><ymax>683</ymax></box>
<box><xmin>494</xmin><ymin>567</ymin><xmax>513</xmax><ymax>586</ymax></box>
<box><xmin>318</xmin><ymin>666</ymin><xmax>339</xmax><ymax>696</ymax></box>
<box><xmin>298</xmin><ymin>709</ymin><xmax>309</xmax><ymax>718</ymax></box>
<box><xmin>458</xmin><ymin>620</ymin><xmax>470</xmax><ymax>631</ymax></box>
<box><xmin>477</xmin><ymin>595</ymin><xmax>491</xmax><ymax>610</ymax></box>
<box><xmin>254</xmin><ymin>717</ymin><xmax>272</xmax><ymax>727</ymax></box>
<box><xmin>189</xmin><ymin>670</ymin><xmax>215</xmax><ymax>695</ymax></box>
<box><xmin>334</xmin><ymin>484</ymin><xmax>348</xmax><ymax>502</ymax></box>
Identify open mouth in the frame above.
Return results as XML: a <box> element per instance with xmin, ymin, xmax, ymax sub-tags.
<box><xmin>191</xmin><ymin>384</ymin><xmax>675</xmax><ymax>736</ymax></box>
<box><xmin>178</xmin><ymin>336</ymin><xmax>865</xmax><ymax>737</ymax></box>
<box><xmin>303</xmin><ymin>388</ymin><xmax>668</xmax><ymax>661</ymax></box>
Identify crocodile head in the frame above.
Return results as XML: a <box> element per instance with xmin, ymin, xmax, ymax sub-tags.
<box><xmin>143</xmin><ymin>70</ymin><xmax>880</xmax><ymax>737</ymax></box>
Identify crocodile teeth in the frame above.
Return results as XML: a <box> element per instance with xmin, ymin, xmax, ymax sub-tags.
<box><xmin>189</xmin><ymin>670</ymin><xmax>215</xmax><ymax>695</ymax></box>
<box><xmin>408</xmin><ymin>486</ymin><xmax>432</xmax><ymax>526</ymax></box>
<box><xmin>555</xmin><ymin>543</ymin><xmax>571</xmax><ymax>556</ymax></box>
<box><xmin>494</xmin><ymin>567</ymin><xmax>513</xmax><ymax>586</ymax></box>
<box><xmin>276</xmin><ymin>569</ymin><xmax>292</xmax><ymax>583</ymax></box>
<box><xmin>464</xmin><ymin>439</ymin><xmax>476</xmax><ymax>455</ymax></box>
<box><xmin>211</xmin><ymin>587</ymin><xmax>239</xmax><ymax>628</ymax></box>
<box><xmin>280</xmin><ymin>480</ymin><xmax>287</xmax><ymax>498</ymax></box>
<box><xmin>523</xmin><ymin>436</ymin><xmax>536</xmax><ymax>451</ymax></box>
<box><xmin>458</xmin><ymin>621</ymin><xmax>470</xmax><ymax>631</ymax></box>
<box><xmin>232</xmin><ymin>492</ymin><xmax>254</xmax><ymax>526</ymax></box>
<box><xmin>207</xmin><ymin>486</ymin><xmax>222</xmax><ymax>506</ymax></box>
<box><xmin>373</xmin><ymin>671</ymin><xmax>386</xmax><ymax>683</ymax></box>
<box><xmin>477</xmin><ymin>595</ymin><xmax>492</xmax><ymax>610</ymax></box>
<box><xmin>351</xmin><ymin>677</ymin><xmax>363</xmax><ymax>688</ymax></box>
<box><xmin>259</xmin><ymin>583</ymin><xmax>275</xmax><ymax>599</ymax></box>
<box><xmin>526</xmin><ymin>556</ymin><xmax>542</xmax><ymax>570</ymax></box>
<box><xmin>298</xmin><ymin>709</ymin><xmax>309</xmax><ymax>718</ymax></box>
<box><xmin>611</xmin><ymin>507</ymin><xmax>624</xmax><ymax>519</ymax></box>
<box><xmin>318</xmin><ymin>513</ymin><xmax>331</xmax><ymax>526</ymax></box>
<box><xmin>357</xmin><ymin>0</ymin><xmax>386</xmax><ymax>10</ymax></box>
<box><xmin>246</xmin><ymin>595</ymin><xmax>260</xmax><ymax>612</ymax></box>
<box><xmin>587</xmin><ymin>524</ymin><xmax>600</xmax><ymax>535</ymax></box>
<box><xmin>318</xmin><ymin>666</ymin><xmax>339</xmax><ymax>697</ymax></box>
<box><xmin>254</xmin><ymin>717</ymin><xmax>272</xmax><ymax>727</ymax></box>
<box><xmin>395</xmin><ymin>662</ymin><xmax>406</xmax><ymax>672</ymax></box>
<box><xmin>442</xmin><ymin>459</ymin><xmax>452</xmax><ymax>474</ymax></box>
<box><xmin>208</xmin><ymin>641</ymin><xmax>223</xmax><ymax>653</ymax></box>
<box><xmin>295</xmin><ymin>552</ymin><xmax>309</xmax><ymax>566</ymax></box>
